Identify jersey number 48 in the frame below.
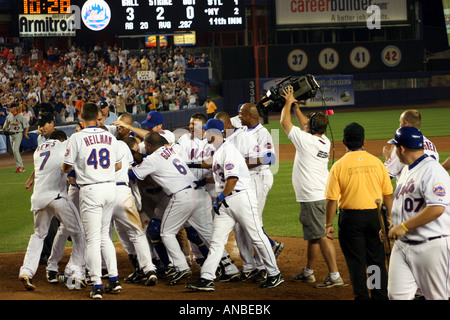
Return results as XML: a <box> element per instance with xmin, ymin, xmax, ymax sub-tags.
<box><xmin>87</xmin><ymin>148</ymin><xmax>110</xmax><ymax>169</ymax></box>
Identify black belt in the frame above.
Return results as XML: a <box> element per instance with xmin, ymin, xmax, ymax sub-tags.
<box><xmin>143</xmin><ymin>186</ymin><xmax>163</xmax><ymax>194</ymax></box>
<box><xmin>401</xmin><ymin>235</ymin><xmax>448</xmax><ymax>245</ymax></box>
<box><xmin>169</xmin><ymin>185</ymin><xmax>192</xmax><ymax>197</ymax></box>
<box><xmin>229</xmin><ymin>190</ymin><xmax>242</xmax><ymax>196</ymax></box>
<box><xmin>340</xmin><ymin>208</ymin><xmax>377</xmax><ymax>214</ymax></box>
<box><xmin>116</xmin><ymin>182</ymin><xmax>128</xmax><ymax>186</ymax></box>
<box><xmin>78</xmin><ymin>181</ymin><xmax>114</xmax><ymax>187</ymax></box>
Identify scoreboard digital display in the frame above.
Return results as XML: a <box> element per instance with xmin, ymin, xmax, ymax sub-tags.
<box><xmin>18</xmin><ymin>0</ymin><xmax>245</xmax><ymax>36</ymax></box>
<box><xmin>21</xmin><ymin>0</ymin><xmax>72</xmax><ymax>14</ymax></box>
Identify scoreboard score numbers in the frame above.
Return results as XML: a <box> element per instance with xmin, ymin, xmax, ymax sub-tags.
<box><xmin>18</xmin><ymin>0</ymin><xmax>245</xmax><ymax>36</ymax></box>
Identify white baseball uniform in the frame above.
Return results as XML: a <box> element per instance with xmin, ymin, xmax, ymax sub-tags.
<box><xmin>138</xmin><ymin>129</ymin><xmax>175</xmax><ymax>153</ymax></box>
<box><xmin>63</xmin><ymin>126</ymin><xmax>123</xmax><ymax>286</ymax></box>
<box><xmin>173</xmin><ymin>133</ymin><xmax>215</xmax><ymax>181</ymax></box>
<box><xmin>132</xmin><ymin>145</ymin><xmax>212</xmax><ymax>272</ymax></box>
<box><xmin>200</xmin><ymin>140</ymin><xmax>280</xmax><ymax>281</ymax></box>
<box><xmin>20</xmin><ymin>139</ymin><xmax>86</xmax><ymax>281</ymax></box>
<box><xmin>385</xmin><ymin>135</ymin><xmax>439</xmax><ymax>181</ymax></box>
<box><xmin>388</xmin><ymin>155</ymin><xmax>450</xmax><ymax>300</ymax></box>
<box><xmin>245</xmin><ymin>123</ymin><xmax>275</xmax><ymax>217</ymax></box>
<box><xmin>173</xmin><ymin>132</ymin><xmax>240</xmax><ymax>276</ymax></box>
<box><xmin>224</xmin><ymin>127</ymin><xmax>264</xmax><ymax>273</ymax></box>
<box><xmin>112</xmin><ymin>140</ymin><xmax>156</xmax><ymax>275</ymax></box>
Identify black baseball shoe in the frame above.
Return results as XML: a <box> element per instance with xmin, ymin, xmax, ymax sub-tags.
<box><xmin>272</xmin><ymin>241</ymin><xmax>285</xmax><ymax>259</ymax></box>
<box><xmin>144</xmin><ymin>271</ymin><xmax>158</xmax><ymax>286</ymax></box>
<box><xmin>46</xmin><ymin>271</ymin><xmax>59</xmax><ymax>284</ymax></box>
<box><xmin>105</xmin><ymin>279</ymin><xmax>122</xmax><ymax>293</ymax></box>
<box><xmin>90</xmin><ymin>286</ymin><xmax>103</xmax><ymax>299</ymax></box>
<box><xmin>239</xmin><ymin>269</ymin><xmax>258</xmax><ymax>282</ymax></box>
<box><xmin>168</xmin><ymin>268</ymin><xmax>192</xmax><ymax>286</ymax></box>
<box><xmin>186</xmin><ymin>278</ymin><xmax>215</xmax><ymax>292</ymax></box>
<box><xmin>218</xmin><ymin>272</ymin><xmax>240</xmax><ymax>283</ymax></box>
<box><xmin>261</xmin><ymin>273</ymin><xmax>284</xmax><ymax>288</ymax></box>
<box><xmin>157</xmin><ymin>264</ymin><xmax>177</xmax><ymax>279</ymax></box>
<box><xmin>19</xmin><ymin>274</ymin><xmax>36</xmax><ymax>291</ymax></box>
<box><xmin>253</xmin><ymin>269</ymin><xmax>268</xmax><ymax>283</ymax></box>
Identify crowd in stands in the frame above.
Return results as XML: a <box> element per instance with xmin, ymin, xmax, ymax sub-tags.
<box><xmin>0</xmin><ymin>43</ymin><xmax>210</xmax><ymax>128</ymax></box>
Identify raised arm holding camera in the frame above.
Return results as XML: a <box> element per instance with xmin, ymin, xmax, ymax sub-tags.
<box><xmin>280</xmin><ymin>85</ymin><xmax>344</xmax><ymax>288</ymax></box>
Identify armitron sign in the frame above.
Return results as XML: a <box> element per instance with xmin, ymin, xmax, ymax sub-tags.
<box><xmin>19</xmin><ymin>14</ymin><xmax>76</xmax><ymax>37</ymax></box>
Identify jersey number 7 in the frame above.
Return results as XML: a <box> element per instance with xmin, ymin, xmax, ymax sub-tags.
<box><xmin>39</xmin><ymin>151</ymin><xmax>51</xmax><ymax>170</ymax></box>
<box><xmin>87</xmin><ymin>148</ymin><xmax>110</xmax><ymax>169</ymax></box>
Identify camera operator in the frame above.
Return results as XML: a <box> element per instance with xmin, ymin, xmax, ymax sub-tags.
<box><xmin>280</xmin><ymin>85</ymin><xmax>344</xmax><ymax>288</ymax></box>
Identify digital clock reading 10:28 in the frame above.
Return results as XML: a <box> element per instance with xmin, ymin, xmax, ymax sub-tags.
<box><xmin>22</xmin><ymin>0</ymin><xmax>71</xmax><ymax>14</ymax></box>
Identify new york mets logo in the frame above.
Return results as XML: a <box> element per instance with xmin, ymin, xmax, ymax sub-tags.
<box><xmin>225</xmin><ymin>163</ymin><xmax>234</xmax><ymax>170</ymax></box>
<box><xmin>395</xmin><ymin>178</ymin><xmax>415</xmax><ymax>200</ymax></box>
<box><xmin>433</xmin><ymin>183</ymin><xmax>446</xmax><ymax>197</ymax></box>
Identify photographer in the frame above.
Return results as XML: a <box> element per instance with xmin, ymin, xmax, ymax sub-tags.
<box><xmin>280</xmin><ymin>85</ymin><xmax>344</xmax><ymax>288</ymax></box>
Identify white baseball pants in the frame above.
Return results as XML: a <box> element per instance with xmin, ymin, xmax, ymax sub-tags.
<box><xmin>388</xmin><ymin>237</ymin><xmax>450</xmax><ymax>300</ymax></box>
<box><xmin>20</xmin><ymin>197</ymin><xmax>86</xmax><ymax>279</ymax></box>
<box><xmin>200</xmin><ymin>190</ymin><xmax>280</xmax><ymax>281</ymax></box>
<box><xmin>79</xmin><ymin>182</ymin><xmax>117</xmax><ymax>286</ymax></box>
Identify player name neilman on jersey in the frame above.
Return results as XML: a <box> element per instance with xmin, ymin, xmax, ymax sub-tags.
<box><xmin>178</xmin><ymin>303</ymin><xmax>271</xmax><ymax>317</ymax></box>
<box><xmin>83</xmin><ymin>134</ymin><xmax>113</xmax><ymax>146</ymax></box>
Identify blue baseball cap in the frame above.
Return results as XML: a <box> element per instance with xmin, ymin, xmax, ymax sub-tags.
<box><xmin>141</xmin><ymin>111</ymin><xmax>163</xmax><ymax>128</ymax></box>
<box><xmin>388</xmin><ymin>126</ymin><xmax>423</xmax><ymax>149</ymax></box>
<box><xmin>201</xmin><ymin>119</ymin><xmax>224</xmax><ymax>132</ymax></box>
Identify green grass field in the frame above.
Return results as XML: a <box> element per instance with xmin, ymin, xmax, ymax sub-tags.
<box><xmin>1</xmin><ymin>107</ymin><xmax>449</xmax><ymax>253</ymax></box>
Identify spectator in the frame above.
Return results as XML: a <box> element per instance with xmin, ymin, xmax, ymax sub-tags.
<box><xmin>204</xmin><ymin>96</ymin><xmax>217</xmax><ymax>119</ymax></box>
<box><xmin>188</xmin><ymin>92</ymin><xmax>198</xmax><ymax>109</ymax></box>
<box><xmin>53</xmin><ymin>95</ymin><xmax>66</xmax><ymax>124</ymax></box>
<box><xmin>100</xmin><ymin>101</ymin><xmax>118</xmax><ymax>125</ymax></box>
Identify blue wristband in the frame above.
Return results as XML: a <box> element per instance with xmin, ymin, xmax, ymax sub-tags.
<box><xmin>217</xmin><ymin>192</ymin><xmax>227</xmax><ymax>203</ymax></box>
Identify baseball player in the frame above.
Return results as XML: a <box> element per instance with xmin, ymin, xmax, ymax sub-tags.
<box><xmin>238</xmin><ymin>103</ymin><xmax>285</xmax><ymax>258</ymax></box>
<box><xmin>387</xmin><ymin>126</ymin><xmax>450</xmax><ymax>300</ymax></box>
<box><xmin>384</xmin><ymin>109</ymin><xmax>439</xmax><ymax>181</ymax></box>
<box><xmin>130</xmin><ymin>132</ymin><xmax>214</xmax><ymax>285</ymax></box>
<box><xmin>172</xmin><ymin>112</ymin><xmax>240</xmax><ymax>281</ymax></box>
<box><xmin>2</xmin><ymin>103</ymin><xmax>29</xmax><ymax>173</ymax></box>
<box><xmin>19</xmin><ymin>130</ymin><xmax>86</xmax><ymax>291</ymax></box>
<box><xmin>186</xmin><ymin>119</ymin><xmax>284</xmax><ymax>292</ymax></box>
<box><xmin>126</xmin><ymin>135</ymin><xmax>179</xmax><ymax>279</ymax></box>
<box><xmin>110</xmin><ymin>134</ymin><xmax>158</xmax><ymax>286</ymax></box>
<box><xmin>62</xmin><ymin>102</ymin><xmax>123</xmax><ymax>299</ymax></box>
<box><xmin>113</xmin><ymin>110</ymin><xmax>175</xmax><ymax>147</ymax></box>
<box><xmin>25</xmin><ymin>112</ymin><xmax>59</xmax><ymax>267</ymax></box>
<box><xmin>214</xmin><ymin>111</ymin><xmax>269</xmax><ymax>282</ymax></box>
<box><xmin>230</xmin><ymin>104</ymin><xmax>246</xmax><ymax>130</ymax></box>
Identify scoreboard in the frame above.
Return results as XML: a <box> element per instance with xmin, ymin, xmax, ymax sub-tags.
<box><xmin>17</xmin><ymin>0</ymin><xmax>245</xmax><ymax>37</ymax></box>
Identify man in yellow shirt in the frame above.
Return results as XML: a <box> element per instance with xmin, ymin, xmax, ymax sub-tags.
<box><xmin>204</xmin><ymin>97</ymin><xmax>217</xmax><ymax>119</ymax></box>
<box><xmin>324</xmin><ymin>122</ymin><xmax>393</xmax><ymax>300</ymax></box>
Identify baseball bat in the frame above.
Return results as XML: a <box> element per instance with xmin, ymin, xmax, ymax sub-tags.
<box><xmin>375</xmin><ymin>198</ymin><xmax>391</xmax><ymax>269</ymax></box>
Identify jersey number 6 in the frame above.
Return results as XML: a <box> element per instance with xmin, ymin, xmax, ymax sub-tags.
<box><xmin>87</xmin><ymin>148</ymin><xmax>110</xmax><ymax>169</ymax></box>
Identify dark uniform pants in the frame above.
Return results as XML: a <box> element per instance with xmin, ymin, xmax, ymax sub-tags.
<box><xmin>338</xmin><ymin>209</ymin><xmax>388</xmax><ymax>300</ymax></box>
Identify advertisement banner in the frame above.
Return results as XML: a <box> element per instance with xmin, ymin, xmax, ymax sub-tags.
<box><xmin>19</xmin><ymin>14</ymin><xmax>76</xmax><ymax>37</ymax></box>
<box><xmin>276</xmin><ymin>0</ymin><xmax>408</xmax><ymax>26</ymax></box>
